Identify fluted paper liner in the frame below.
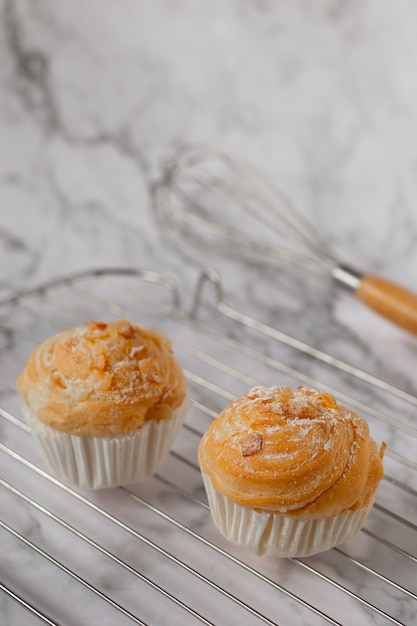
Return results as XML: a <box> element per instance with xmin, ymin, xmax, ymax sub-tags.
<box><xmin>202</xmin><ymin>473</ymin><xmax>373</xmax><ymax>558</ymax></box>
<box><xmin>24</xmin><ymin>396</ymin><xmax>191</xmax><ymax>489</ymax></box>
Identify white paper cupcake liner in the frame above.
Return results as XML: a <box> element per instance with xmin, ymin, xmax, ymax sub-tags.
<box><xmin>202</xmin><ymin>473</ymin><xmax>373</xmax><ymax>558</ymax></box>
<box><xmin>24</xmin><ymin>396</ymin><xmax>192</xmax><ymax>489</ymax></box>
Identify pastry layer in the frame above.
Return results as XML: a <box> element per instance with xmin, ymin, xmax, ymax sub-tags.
<box><xmin>198</xmin><ymin>386</ymin><xmax>385</xmax><ymax>519</ymax></box>
<box><xmin>17</xmin><ymin>319</ymin><xmax>187</xmax><ymax>436</ymax></box>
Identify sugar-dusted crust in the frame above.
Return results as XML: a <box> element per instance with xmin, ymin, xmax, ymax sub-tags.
<box><xmin>198</xmin><ymin>386</ymin><xmax>385</xmax><ymax>520</ymax></box>
<box><xmin>17</xmin><ymin>319</ymin><xmax>187</xmax><ymax>437</ymax></box>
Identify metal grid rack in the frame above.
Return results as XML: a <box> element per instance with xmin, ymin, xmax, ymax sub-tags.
<box><xmin>0</xmin><ymin>268</ymin><xmax>416</xmax><ymax>626</ymax></box>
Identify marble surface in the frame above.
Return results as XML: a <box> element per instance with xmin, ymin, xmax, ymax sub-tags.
<box><xmin>1</xmin><ymin>1</ymin><xmax>417</xmax><ymax>625</ymax></box>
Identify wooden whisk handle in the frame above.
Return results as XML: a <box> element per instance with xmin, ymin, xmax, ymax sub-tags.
<box><xmin>333</xmin><ymin>265</ymin><xmax>417</xmax><ymax>335</ymax></box>
<box><xmin>356</xmin><ymin>275</ymin><xmax>417</xmax><ymax>335</ymax></box>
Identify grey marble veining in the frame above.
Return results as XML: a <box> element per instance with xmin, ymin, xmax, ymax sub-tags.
<box><xmin>1</xmin><ymin>1</ymin><xmax>417</xmax><ymax>625</ymax></box>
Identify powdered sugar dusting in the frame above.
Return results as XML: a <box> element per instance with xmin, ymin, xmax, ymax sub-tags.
<box><xmin>229</xmin><ymin>385</ymin><xmax>344</xmax><ymax>457</ymax></box>
<box><xmin>198</xmin><ymin>384</ymin><xmax>383</xmax><ymax>518</ymax></box>
<box><xmin>20</xmin><ymin>319</ymin><xmax>187</xmax><ymax>436</ymax></box>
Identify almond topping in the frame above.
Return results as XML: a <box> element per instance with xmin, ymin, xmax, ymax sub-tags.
<box><xmin>240</xmin><ymin>431</ymin><xmax>263</xmax><ymax>457</ymax></box>
<box><xmin>87</xmin><ymin>321</ymin><xmax>108</xmax><ymax>331</ymax></box>
<box><xmin>117</xmin><ymin>321</ymin><xmax>136</xmax><ymax>339</ymax></box>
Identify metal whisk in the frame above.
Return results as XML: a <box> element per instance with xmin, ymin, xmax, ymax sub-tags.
<box><xmin>152</xmin><ymin>144</ymin><xmax>417</xmax><ymax>335</ymax></box>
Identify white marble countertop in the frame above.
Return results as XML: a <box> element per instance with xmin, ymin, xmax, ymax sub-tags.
<box><xmin>1</xmin><ymin>1</ymin><xmax>417</xmax><ymax>625</ymax></box>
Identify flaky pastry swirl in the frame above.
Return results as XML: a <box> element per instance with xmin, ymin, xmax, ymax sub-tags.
<box><xmin>198</xmin><ymin>386</ymin><xmax>385</xmax><ymax>519</ymax></box>
<box><xmin>17</xmin><ymin>319</ymin><xmax>187</xmax><ymax>437</ymax></box>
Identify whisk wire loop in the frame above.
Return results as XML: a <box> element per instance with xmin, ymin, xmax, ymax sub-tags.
<box><xmin>153</xmin><ymin>144</ymin><xmax>339</xmax><ymax>276</ymax></box>
<box><xmin>152</xmin><ymin>144</ymin><xmax>417</xmax><ymax>335</ymax></box>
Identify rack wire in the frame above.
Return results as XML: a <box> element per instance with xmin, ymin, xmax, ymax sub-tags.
<box><xmin>0</xmin><ymin>268</ymin><xmax>416</xmax><ymax>626</ymax></box>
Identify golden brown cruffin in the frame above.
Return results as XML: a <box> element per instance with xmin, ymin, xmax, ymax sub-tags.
<box><xmin>198</xmin><ymin>385</ymin><xmax>385</xmax><ymax>520</ymax></box>
<box><xmin>17</xmin><ymin>319</ymin><xmax>188</xmax><ymax>437</ymax></box>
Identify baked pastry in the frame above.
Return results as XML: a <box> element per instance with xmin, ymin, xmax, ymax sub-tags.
<box><xmin>198</xmin><ymin>385</ymin><xmax>385</xmax><ymax>558</ymax></box>
<box><xmin>17</xmin><ymin>319</ymin><xmax>190</xmax><ymax>488</ymax></box>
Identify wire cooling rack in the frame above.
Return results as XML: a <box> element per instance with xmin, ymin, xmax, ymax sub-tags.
<box><xmin>0</xmin><ymin>268</ymin><xmax>416</xmax><ymax>626</ymax></box>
